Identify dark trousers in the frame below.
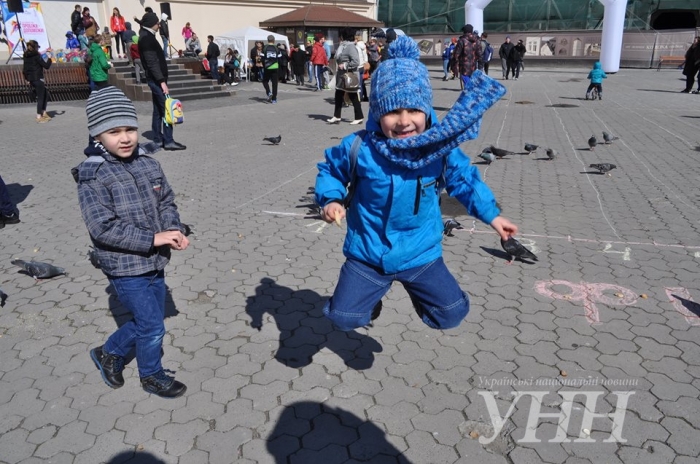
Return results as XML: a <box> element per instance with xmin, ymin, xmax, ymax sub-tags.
<box><xmin>0</xmin><ymin>174</ymin><xmax>18</xmax><ymax>216</ymax></box>
<box><xmin>31</xmin><ymin>80</ymin><xmax>48</xmax><ymax>115</ymax></box>
<box><xmin>262</xmin><ymin>68</ymin><xmax>278</xmax><ymax>100</ymax></box>
<box><xmin>114</xmin><ymin>31</ymin><xmax>124</xmax><ymax>55</ymax></box>
<box><xmin>483</xmin><ymin>62</ymin><xmax>490</xmax><ymax>75</ymax></box>
<box><xmin>586</xmin><ymin>83</ymin><xmax>602</xmax><ymax>96</ymax></box>
<box><xmin>334</xmin><ymin>89</ymin><xmax>363</xmax><ymax>120</ymax></box>
<box><xmin>147</xmin><ymin>80</ymin><xmax>174</xmax><ymax>144</ymax></box>
<box><xmin>506</xmin><ymin>60</ymin><xmax>515</xmax><ymax>79</ymax></box>
<box><xmin>514</xmin><ymin>60</ymin><xmax>522</xmax><ymax>78</ymax></box>
<box><xmin>684</xmin><ymin>72</ymin><xmax>696</xmax><ymax>92</ymax></box>
<box><xmin>209</xmin><ymin>59</ymin><xmax>219</xmax><ymax>82</ymax></box>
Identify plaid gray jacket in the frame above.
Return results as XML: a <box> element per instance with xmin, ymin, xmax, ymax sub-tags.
<box><xmin>75</xmin><ymin>144</ymin><xmax>183</xmax><ymax>277</ymax></box>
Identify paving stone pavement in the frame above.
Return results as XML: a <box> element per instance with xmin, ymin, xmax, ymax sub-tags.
<box><xmin>0</xmin><ymin>67</ymin><xmax>699</xmax><ymax>464</ymax></box>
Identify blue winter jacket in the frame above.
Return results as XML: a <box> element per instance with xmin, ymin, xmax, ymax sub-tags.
<box><xmin>587</xmin><ymin>61</ymin><xmax>607</xmax><ymax>84</ymax></box>
<box><xmin>315</xmin><ymin>114</ymin><xmax>500</xmax><ymax>274</ymax></box>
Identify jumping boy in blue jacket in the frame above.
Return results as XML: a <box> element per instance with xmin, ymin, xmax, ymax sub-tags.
<box><xmin>586</xmin><ymin>61</ymin><xmax>607</xmax><ymax>100</ymax></box>
<box><xmin>315</xmin><ymin>36</ymin><xmax>519</xmax><ymax>332</ymax></box>
<box><xmin>75</xmin><ymin>87</ymin><xmax>189</xmax><ymax>398</ymax></box>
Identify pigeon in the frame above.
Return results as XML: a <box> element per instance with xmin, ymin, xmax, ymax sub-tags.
<box><xmin>588</xmin><ymin>135</ymin><xmax>597</xmax><ymax>150</ymax></box>
<box><xmin>0</xmin><ymin>287</ymin><xmax>7</xmax><ymax>307</ymax></box>
<box><xmin>87</xmin><ymin>247</ymin><xmax>101</xmax><ymax>269</ymax></box>
<box><xmin>182</xmin><ymin>223</ymin><xmax>194</xmax><ymax>237</ymax></box>
<box><xmin>602</xmin><ymin>131</ymin><xmax>619</xmax><ymax>144</ymax></box>
<box><xmin>11</xmin><ymin>259</ymin><xmax>66</xmax><ymax>279</ymax></box>
<box><xmin>443</xmin><ymin>219</ymin><xmax>464</xmax><ymax>237</ymax></box>
<box><xmin>589</xmin><ymin>163</ymin><xmax>617</xmax><ymax>175</ymax></box>
<box><xmin>501</xmin><ymin>237</ymin><xmax>538</xmax><ymax>263</ymax></box>
<box><xmin>263</xmin><ymin>135</ymin><xmax>282</xmax><ymax>145</ymax></box>
<box><xmin>546</xmin><ymin>148</ymin><xmax>557</xmax><ymax>160</ymax></box>
<box><xmin>489</xmin><ymin>145</ymin><xmax>515</xmax><ymax>158</ymax></box>
<box><xmin>524</xmin><ymin>143</ymin><xmax>539</xmax><ymax>154</ymax></box>
<box><xmin>478</xmin><ymin>151</ymin><xmax>496</xmax><ymax>164</ymax></box>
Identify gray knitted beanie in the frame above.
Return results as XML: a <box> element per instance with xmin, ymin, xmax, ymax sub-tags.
<box><xmin>85</xmin><ymin>86</ymin><xmax>138</xmax><ymax>137</ymax></box>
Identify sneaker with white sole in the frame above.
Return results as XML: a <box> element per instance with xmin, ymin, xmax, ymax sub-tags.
<box><xmin>349</xmin><ymin>119</ymin><xmax>364</xmax><ymax>125</ymax></box>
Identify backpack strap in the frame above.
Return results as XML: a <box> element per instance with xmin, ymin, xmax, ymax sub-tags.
<box><xmin>343</xmin><ymin>129</ymin><xmax>366</xmax><ymax>208</ymax></box>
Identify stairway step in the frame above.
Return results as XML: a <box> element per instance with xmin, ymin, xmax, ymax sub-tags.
<box><xmin>173</xmin><ymin>91</ymin><xmax>232</xmax><ymax>101</ymax></box>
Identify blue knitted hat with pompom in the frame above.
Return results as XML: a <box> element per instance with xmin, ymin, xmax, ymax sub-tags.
<box><xmin>370</xmin><ymin>35</ymin><xmax>432</xmax><ymax>122</ymax></box>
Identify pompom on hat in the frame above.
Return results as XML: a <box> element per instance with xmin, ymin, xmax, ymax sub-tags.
<box><xmin>370</xmin><ymin>35</ymin><xmax>432</xmax><ymax>123</ymax></box>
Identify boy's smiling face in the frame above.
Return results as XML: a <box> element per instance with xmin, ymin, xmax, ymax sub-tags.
<box><xmin>95</xmin><ymin>126</ymin><xmax>138</xmax><ymax>158</ymax></box>
<box><xmin>379</xmin><ymin>109</ymin><xmax>427</xmax><ymax>139</ymax></box>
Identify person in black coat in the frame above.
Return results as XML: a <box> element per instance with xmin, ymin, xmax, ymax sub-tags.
<box><xmin>138</xmin><ymin>12</ymin><xmax>185</xmax><ymax>151</ymax></box>
<box><xmin>71</xmin><ymin>4</ymin><xmax>83</xmax><ymax>35</ymax></box>
<box><xmin>277</xmin><ymin>43</ymin><xmax>289</xmax><ymax>83</ymax></box>
<box><xmin>681</xmin><ymin>37</ymin><xmax>700</xmax><ymax>93</ymax></box>
<box><xmin>205</xmin><ymin>35</ymin><xmax>220</xmax><ymax>83</ymax></box>
<box><xmin>22</xmin><ymin>40</ymin><xmax>52</xmax><ymax>122</ymax></box>
<box><xmin>290</xmin><ymin>44</ymin><xmax>306</xmax><ymax>85</ymax></box>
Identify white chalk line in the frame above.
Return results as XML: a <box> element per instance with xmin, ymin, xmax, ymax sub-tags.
<box><xmin>542</xmin><ymin>75</ymin><xmax>621</xmax><ymax>239</ymax></box>
<box><xmin>589</xmin><ymin>111</ymin><xmax>699</xmax><ymax>213</ymax></box>
<box><xmin>233</xmin><ymin>165</ymin><xmax>318</xmax><ymax>210</ymax></box>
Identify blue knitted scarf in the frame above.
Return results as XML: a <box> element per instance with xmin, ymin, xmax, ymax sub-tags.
<box><xmin>368</xmin><ymin>71</ymin><xmax>506</xmax><ymax>169</ymax></box>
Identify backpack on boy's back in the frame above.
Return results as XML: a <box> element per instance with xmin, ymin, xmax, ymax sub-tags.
<box><xmin>482</xmin><ymin>41</ymin><xmax>493</xmax><ymax>62</ymax></box>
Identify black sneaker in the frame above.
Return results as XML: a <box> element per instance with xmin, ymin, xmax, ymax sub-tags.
<box><xmin>141</xmin><ymin>371</ymin><xmax>187</xmax><ymax>398</ymax></box>
<box><xmin>90</xmin><ymin>346</ymin><xmax>125</xmax><ymax>388</ymax></box>
<box><xmin>370</xmin><ymin>300</ymin><xmax>383</xmax><ymax>321</ymax></box>
<box><xmin>0</xmin><ymin>213</ymin><xmax>20</xmax><ymax>225</ymax></box>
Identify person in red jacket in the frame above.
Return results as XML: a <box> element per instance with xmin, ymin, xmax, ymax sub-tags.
<box><xmin>110</xmin><ymin>8</ymin><xmax>126</xmax><ymax>58</ymax></box>
<box><xmin>310</xmin><ymin>36</ymin><xmax>328</xmax><ymax>91</ymax></box>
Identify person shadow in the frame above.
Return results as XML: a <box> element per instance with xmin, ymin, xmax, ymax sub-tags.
<box><xmin>106</xmin><ymin>450</ymin><xmax>167</xmax><ymax>463</ymax></box>
<box><xmin>267</xmin><ymin>401</ymin><xmax>412</xmax><ymax>463</ymax></box>
<box><xmin>246</xmin><ymin>277</ymin><xmax>382</xmax><ymax>370</ymax></box>
<box><xmin>5</xmin><ymin>183</ymin><xmax>33</xmax><ymax>206</ymax></box>
<box><xmin>105</xmin><ymin>283</ymin><xmax>180</xmax><ymax>366</ymax></box>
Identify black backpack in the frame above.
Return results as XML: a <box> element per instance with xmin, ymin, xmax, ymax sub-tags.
<box><xmin>263</xmin><ymin>45</ymin><xmax>278</xmax><ymax>68</ymax></box>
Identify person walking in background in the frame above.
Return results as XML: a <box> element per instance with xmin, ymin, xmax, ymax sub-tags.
<box><xmin>441</xmin><ymin>39</ymin><xmax>452</xmax><ymax>80</ymax></box>
<box><xmin>367</xmin><ymin>37</ymin><xmax>379</xmax><ymax>75</ymax></box>
<box><xmin>512</xmin><ymin>39</ymin><xmax>526</xmax><ymax>80</ymax></box>
<box><xmin>130</xmin><ymin>35</ymin><xmax>144</xmax><ymax>83</ymax></box>
<box><xmin>110</xmin><ymin>8</ymin><xmax>126</xmax><ymax>59</ymax></box>
<box><xmin>277</xmin><ymin>43</ymin><xmax>289</xmax><ymax>83</ymax></box>
<box><xmin>261</xmin><ymin>35</ymin><xmax>281</xmax><ymax>103</ymax></box>
<box><xmin>159</xmin><ymin>13</ymin><xmax>170</xmax><ymax>59</ymax></box>
<box><xmin>310</xmin><ymin>36</ymin><xmax>327</xmax><ymax>91</ymax></box>
<box><xmin>76</xmin><ymin>87</ymin><xmax>189</xmax><ymax>399</ymax></box>
<box><xmin>71</xmin><ymin>4</ymin><xmax>82</xmax><ymax>35</ymax></box>
<box><xmin>681</xmin><ymin>37</ymin><xmax>700</xmax><ymax>93</ymax></box>
<box><xmin>22</xmin><ymin>40</ymin><xmax>52</xmax><ymax>123</ymax></box>
<box><xmin>355</xmin><ymin>32</ymin><xmax>369</xmax><ymax>102</ymax></box>
<box><xmin>304</xmin><ymin>40</ymin><xmax>314</xmax><ymax>86</ymax></box>
<box><xmin>122</xmin><ymin>22</ymin><xmax>136</xmax><ymax>63</ymax></box>
<box><xmin>322</xmin><ymin>36</ymin><xmax>332</xmax><ymax>89</ymax></box>
<box><xmin>326</xmin><ymin>28</ymin><xmax>363</xmax><ymax>125</ymax></box>
<box><xmin>99</xmin><ymin>27</ymin><xmax>114</xmax><ymax>60</ymax></box>
<box><xmin>138</xmin><ymin>11</ymin><xmax>186</xmax><ymax>151</ymax></box>
<box><xmin>205</xmin><ymin>35</ymin><xmax>220</xmax><ymax>83</ymax></box>
<box><xmin>480</xmin><ymin>32</ymin><xmax>493</xmax><ymax>75</ymax></box>
<box><xmin>452</xmin><ymin>24</ymin><xmax>481</xmax><ymax>88</ymax></box>
<box><xmin>250</xmin><ymin>41</ymin><xmax>264</xmax><ymax>82</ymax></box>
<box><xmin>290</xmin><ymin>44</ymin><xmax>306</xmax><ymax>85</ymax></box>
<box><xmin>499</xmin><ymin>36</ymin><xmax>513</xmax><ymax>79</ymax></box>
<box><xmin>0</xmin><ymin>174</ymin><xmax>20</xmax><ymax>228</ymax></box>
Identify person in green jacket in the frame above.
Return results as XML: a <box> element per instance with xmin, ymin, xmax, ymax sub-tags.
<box><xmin>88</xmin><ymin>38</ymin><xmax>112</xmax><ymax>89</ymax></box>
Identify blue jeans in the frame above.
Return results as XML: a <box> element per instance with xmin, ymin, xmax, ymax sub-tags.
<box><xmin>104</xmin><ymin>270</ymin><xmax>166</xmax><ymax>378</ymax></box>
<box><xmin>443</xmin><ymin>58</ymin><xmax>450</xmax><ymax>78</ymax></box>
<box><xmin>209</xmin><ymin>59</ymin><xmax>219</xmax><ymax>82</ymax></box>
<box><xmin>314</xmin><ymin>64</ymin><xmax>324</xmax><ymax>90</ymax></box>
<box><xmin>162</xmin><ymin>37</ymin><xmax>169</xmax><ymax>58</ymax></box>
<box><xmin>147</xmin><ymin>80</ymin><xmax>174</xmax><ymax>145</ymax></box>
<box><xmin>324</xmin><ymin>257</ymin><xmax>469</xmax><ymax>331</ymax></box>
<box><xmin>306</xmin><ymin>61</ymin><xmax>314</xmax><ymax>84</ymax></box>
<box><xmin>0</xmin><ymin>174</ymin><xmax>18</xmax><ymax>216</ymax></box>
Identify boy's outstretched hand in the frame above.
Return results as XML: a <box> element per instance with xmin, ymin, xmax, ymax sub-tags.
<box><xmin>490</xmin><ymin>216</ymin><xmax>519</xmax><ymax>241</ymax></box>
<box><xmin>322</xmin><ymin>202</ymin><xmax>346</xmax><ymax>225</ymax></box>
<box><xmin>154</xmin><ymin>231</ymin><xmax>190</xmax><ymax>251</ymax></box>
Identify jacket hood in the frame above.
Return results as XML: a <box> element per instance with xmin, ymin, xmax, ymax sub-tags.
<box><xmin>593</xmin><ymin>61</ymin><xmax>602</xmax><ymax>70</ymax></box>
<box><xmin>83</xmin><ymin>139</ymin><xmax>138</xmax><ymax>161</ymax></box>
<box><xmin>66</xmin><ymin>30</ymin><xmax>75</xmax><ymax>37</ymax></box>
<box><xmin>89</xmin><ymin>42</ymin><xmax>103</xmax><ymax>52</ymax></box>
<box><xmin>463</xmin><ymin>32</ymin><xmax>477</xmax><ymax>43</ymax></box>
<box><xmin>125</xmin><ymin>22</ymin><xmax>132</xmax><ymax>30</ymax></box>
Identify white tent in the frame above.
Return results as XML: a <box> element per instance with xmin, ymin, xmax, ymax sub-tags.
<box><xmin>214</xmin><ymin>26</ymin><xmax>289</xmax><ymax>60</ymax></box>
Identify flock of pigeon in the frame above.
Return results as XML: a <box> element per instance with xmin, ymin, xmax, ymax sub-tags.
<box><xmin>477</xmin><ymin>131</ymin><xmax>619</xmax><ymax>176</ymax></box>
<box><xmin>443</xmin><ymin>131</ymin><xmax>623</xmax><ymax>263</ymax></box>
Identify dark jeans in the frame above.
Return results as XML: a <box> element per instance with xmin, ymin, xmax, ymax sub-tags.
<box><xmin>684</xmin><ymin>72</ymin><xmax>696</xmax><ymax>92</ymax></box>
<box><xmin>514</xmin><ymin>60</ymin><xmax>522</xmax><ymax>78</ymax></box>
<box><xmin>0</xmin><ymin>174</ymin><xmax>18</xmax><ymax>216</ymax></box>
<box><xmin>333</xmin><ymin>89</ymin><xmax>363</xmax><ymax>120</ymax></box>
<box><xmin>104</xmin><ymin>270</ymin><xmax>167</xmax><ymax>378</ymax></box>
<box><xmin>506</xmin><ymin>60</ymin><xmax>515</xmax><ymax>79</ymax></box>
<box><xmin>262</xmin><ymin>68</ymin><xmax>278</xmax><ymax>99</ymax></box>
<box><xmin>147</xmin><ymin>80</ymin><xmax>174</xmax><ymax>144</ymax></box>
<box><xmin>314</xmin><ymin>64</ymin><xmax>324</xmax><ymax>90</ymax></box>
<box><xmin>209</xmin><ymin>59</ymin><xmax>219</xmax><ymax>82</ymax></box>
<box><xmin>323</xmin><ymin>257</ymin><xmax>469</xmax><ymax>331</ymax></box>
<box><xmin>114</xmin><ymin>31</ymin><xmax>124</xmax><ymax>55</ymax></box>
<box><xmin>483</xmin><ymin>62</ymin><xmax>490</xmax><ymax>75</ymax></box>
<box><xmin>31</xmin><ymin>80</ymin><xmax>48</xmax><ymax>115</ymax></box>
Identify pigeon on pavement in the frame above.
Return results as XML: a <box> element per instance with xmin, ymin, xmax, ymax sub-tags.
<box><xmin>501</xmin><ymin>237</ymin><xmax>538</xmax><ymax>263</ymax></box>
<box><xmin>0</xmin><ymin>287</ymin><xmax>7</xmax><ymax>307</ymax></box>
<box><xmin>524</xmin><ymin>143</ymin><xmax>539</xmax><ymax>154</ymax></box>
<box><xmin>443</xmin><ymin>219</ymin><xmax>464</xmax><ymax>237</ymax></box>
<box><xmin>263</xmin><ymin>135</ymin><xmax>282</xmax><ymax>145</ymax></box>
<box><xmin>546</xmin><ymin>148</ymin><xmax>557</xmax><ymax>160</ymax></box>
<box><xmin>589</xmin><ymin>163</ymin><xmax>617</xmax><ymax>175</ymax></box>
<box><xmin>602</xmin><ymin>131</ymin><xmax>619</xmax><ymax>144</ymax></box>
<box><xmin>478</xmin><ymin>151</ymin><xmax>497</xmax><ymax>164</ymax></box>
<box><xmin>489</xmin><ymin>145</ymin><xmax>515</xmax><ymax>158</ymax></box>
<box><xmin>588</xmin><ymin>135</ymin><xmax>597</xmax><ymax>150</ymax></box>
<box><xmin>11</xmin><ymin>259</ymin><xmax>66</xmax><ymax>279</ymax></box>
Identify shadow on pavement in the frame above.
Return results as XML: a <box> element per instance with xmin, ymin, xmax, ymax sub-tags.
<box><xmin>481</xmin><ymin>246</ymin><xmax>536</xmax><ymax>264</ymax></box>
<box><xmin>267</xmin><ymin>401</ymin><xmax>411</xmax><ymax>463</ymax></box>
<box><xmin>106</xmin><ymin>450</ymin><xmax>168</xmax><ymax>463</ymax></box>
<box><xmin>5</xmin><ymin>183</ymin><xmax>33</xmax><ymax>205</ymax></box>
<box><xmin>671</xmin><ymin>294</ymin><xmax>700</xmax><ymax>317</ymax></box>
<box><xmin>246</xmin><ymin>277</ymin><xmax>382</xmax><ymax>370</ymax></box>
<box><xmin>637</xmin><ymin>89</ymin><xmax>684</xmax><ymax>93</ymax></box>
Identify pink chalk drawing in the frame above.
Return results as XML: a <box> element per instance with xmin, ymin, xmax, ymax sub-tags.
<box><xmin>534</xmin><ymin>280</ymin><xmax>638</xmax><ymax>324</ymax></box>
<box><xmin>664</xmin><ymin>288</ymin><xmax>700</xmax><ymax>326</ymax></box>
